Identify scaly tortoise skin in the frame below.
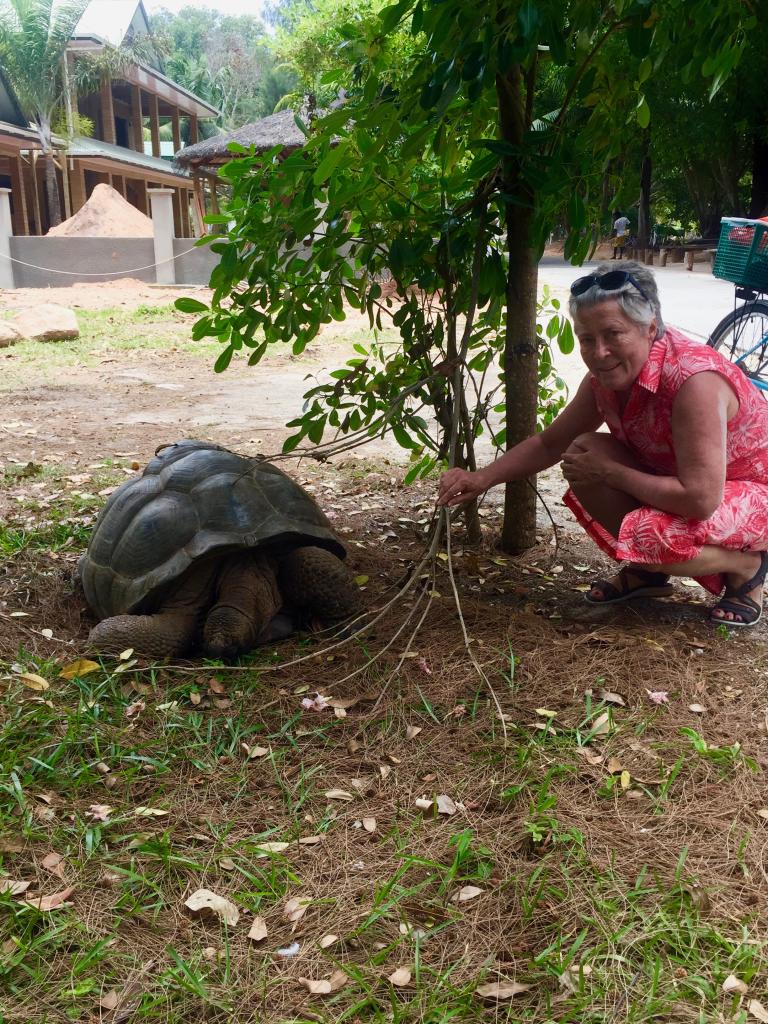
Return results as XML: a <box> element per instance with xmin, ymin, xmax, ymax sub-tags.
<box><xmin>80</xmin><ymin>439</ymin><xmax>359</xmax><ymax>659</ymax></box>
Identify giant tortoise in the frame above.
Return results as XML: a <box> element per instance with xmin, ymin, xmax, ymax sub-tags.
<box><xmin>80</xmin><ymin>439</ymin><xmax>359</xmax><ymax>659</ymax></box>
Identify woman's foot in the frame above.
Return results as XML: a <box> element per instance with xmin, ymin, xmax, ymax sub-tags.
<box><xmin>710</xmin><ymin>552</ymin><xmax>768</xmax><ymax>627</ymax></box>
<box><xmin>586</xmin><ymin>567</ymin><xmax>674</xmax><ymax>605</ymax></box>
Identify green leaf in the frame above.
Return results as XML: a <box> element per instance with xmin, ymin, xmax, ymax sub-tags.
<box><xmin>313</xmin><ymin>143</ymin><xmax>347</xmax><ymax>185</ymax></box>
<box><xmin>636</xmin><ymin>96</ymin><xmax>650</xmax><ymax>129</ymax></box>
<box><xmin>214</xmin><ymin>346</ymin><xmax>234</xmax><ymax>373</ymax></box>
<box><xmin>518</xmin><ymin>0</ymin><xmax>540</xmax><ymax>39</ymax></box>
<box><xmin>175</xmin><ymin>297</ymin><xmax>209</xmax><ymax>314</ymax></box>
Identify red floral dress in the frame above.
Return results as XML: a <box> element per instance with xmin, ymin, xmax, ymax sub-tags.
<box><xmin>563</xmin><ymin>326</ymin><xmax>768</xmax><ymax>594</ymax></box>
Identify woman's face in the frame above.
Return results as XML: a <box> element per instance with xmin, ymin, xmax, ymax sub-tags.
<box><xmin>573</xmin><ymin>300</ymin><xmax>657</xmax><ymax>392</ymax></box>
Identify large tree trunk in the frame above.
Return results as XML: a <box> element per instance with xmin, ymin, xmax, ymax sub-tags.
<box><xmin>42</xmin><ymin>150</ymin><xmax>62</xmax><ymax>229</ymax></box>
<box><xmin>750</xmin><ymin>130</ymin><xmax>768</xmax><ymax>217</ymax></box>
<box><xmin>497</xmin><ymin>65</ymin><xmax>539</xmax><ymax>554</ymax></box>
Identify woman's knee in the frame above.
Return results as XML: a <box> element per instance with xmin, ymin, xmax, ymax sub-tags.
<box><xmin>566</xmin><ymin>431</ymin><xmax>641</xmax><ymax>468</ymax></box>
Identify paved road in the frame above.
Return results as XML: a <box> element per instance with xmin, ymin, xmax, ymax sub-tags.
<box><xmin>537</xmin><ymin>255</ymin><xmax>737</xmax><ymax>394</ymax></box>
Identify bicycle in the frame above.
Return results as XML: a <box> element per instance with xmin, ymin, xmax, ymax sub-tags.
<box><xmin>708</xmin><ymin>216</ymin><xmax>768</xmax><ymax>393</ymax></box>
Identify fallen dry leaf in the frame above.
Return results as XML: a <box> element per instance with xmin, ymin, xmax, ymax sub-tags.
<box><xmin>41</xmin><ymin>852</ymin><xmax>65</xmax><ymax>879</ymax></box>
<box><xmin>247</xmin><ymin>916</ymin><xmax>268</xmax><ymax>942</ymax></box>
<box><xmin>241</xmin><ymin>743</ymin><xmax>269</xmax><ymax>759</ymax></box>
<box><xmin>22</xmin><ymin>886</ymin><xmax>74</xmax><ymax>911</ymax></box>
<box><xmin>0</xmin><ymin>879</ymin><xmax>31</xmax><ymax>896</ymax></box>
<box><xmin>208</xmin><ymin>679</ymin><xmax>226</xmax><ymax>695</ymax></box>
<box><xmin>405</xmin><ymin>725</ymin><xmax>422</xmax><ymax>740</ymax></box>
<box><xmin>254</xmin><ymin>841</ymin><xmax>289</xmax><ymax>855</ymax></box>
<box><xmin>588</xmin><ymin>711</ymin><xmax>612</xmax><ymax>738</ymax></box>
<box><xmin>98</xmin><ymin>990</ymin><xmax>120</xmax><ymax>1011</ymax></box>
<box><xmin>599</xmin><ymin>690</ymin><xmax>626</xmax><ymax>706</ymax></box>
<box><xmin>59</xmin><ymin>659</ymin><xmax>100</xmax><ymax>680</ymax></box>
<box><xmin>319</xmin><ymin>933</ymin><xmax>338</xmax><ymax>949</ymax></box>
<box><xmin>436</xmin><ymin>794</ymin><xmax>457</xmax><ymax>816</ymax></box>
<box><xmin>87</xmin><ymin>804</ymin><xmax>113</xmax><ymax>822</ymax></box>
<box><xmin>748</xmin><ymin>999</ymin><xmax>768</xmax><ymax>1022</ymax></box>
<box><xmin>324</xmin><ymin>789</ymin><xmax>354</xmax><ymax>802</ymax></box>
<box><xmin>298</xmin><ymin>835</ymin><xmax>322</xmax><ymax>846</ymax></box>
<box><xmin>362</xmin><ymin>817</ymin><xmax>377</xmax><ymax>833</ymax></box>
<box><xmin>415</xmin><ymin>797</ymin><xmax>434</xmax><ymax>811</ymax></box>
<box><xmin>388</xmin><ymin>966</ymin><xmax>412</xmax><ymax>987</ymax></box>
<box><xmin>284</xmin><ymin>896</ymin><xmax>311</xmax><ymax>926</ymax></box>
<box><xmin>475</xmin><ymin>980</ymin><xmax>531</xmax><ymax>1002</ymax></box>
<box><xmin>299</xmin><ymin>970</ymin><xmax>348</xmax><ymax>995</ymax></box>
<box><xmin>723</xmin><ymin>974</ymin><xmax>748</xmax><ymax>996</ymax></box>
<box><xmin>134</xmin><ymin>807</ymin><xmax>168</xmax><ymax>818</ymax></box>
<box><xmin>184</xmin><ymin>889</ymin><xmax>240</xmax><ymax>927</ymax></box>
<box><xmin>452</xmin><ymin>885</ymin><xmax>484</xmax><ymax>903</ymax></box>
<box><xmin>18</xmin><ymin>672</ymin><xmax>49</xmax><ymax>691</ymax></box>
<box><xmin>688</xmin><ymin>703</ymin><xmax>706</xmax><ymax>714</ymax></box>
<box><xmin>757</xmin><ymin>809</ymin><xmax>768</xmax><ymax>821</ymax></box>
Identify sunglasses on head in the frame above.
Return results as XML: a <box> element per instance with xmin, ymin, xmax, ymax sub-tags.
<box><xmin>570</xmin><ymin>270</ymin><xmax>651</xmax><ymax>304</ymax></box>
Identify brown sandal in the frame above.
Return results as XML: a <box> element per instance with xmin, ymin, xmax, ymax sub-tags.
<box><xmin>585</xmin><ymin>568</ymin><xmax>674</xmax><ymax>605</ymax></box>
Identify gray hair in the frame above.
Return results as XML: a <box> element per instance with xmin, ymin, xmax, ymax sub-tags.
<box><xmin>568</xmin><ymin>260</ymin><xmax>665</xmax><ymax>339</ymax></box>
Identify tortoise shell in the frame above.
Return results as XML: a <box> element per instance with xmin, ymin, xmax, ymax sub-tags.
<box><xmin>80</xmin><ymin>439</ymin><xmax>345</xmax><ymax>620</ymax></box>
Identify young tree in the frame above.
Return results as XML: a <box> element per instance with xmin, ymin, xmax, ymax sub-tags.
<box><xmin>0</xmin><ymin>0</ymin><xmax>90</xmax><ymax>227</ymax></box>
<box><xmin>186</xmin><ymin>0</ymin><xmax>754</xmax><ymax>552</ymax></box>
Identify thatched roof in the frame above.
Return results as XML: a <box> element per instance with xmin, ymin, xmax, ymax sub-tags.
<box><xmin>174</xmin><ymin>109</ymin><xmax>307</xmax><ymax>170</ymax></box>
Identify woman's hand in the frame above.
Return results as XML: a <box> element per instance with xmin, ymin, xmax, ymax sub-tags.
<box><xmin>561</xmin><ymin>440</ymin><xmax>616</xmax><ymax>488</ymax></box>
<box><xmin>438</xmin><ymin>467</ymin><xmax>490</xmax><ymax>506</ymax></box>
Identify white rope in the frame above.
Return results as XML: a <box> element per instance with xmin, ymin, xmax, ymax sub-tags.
<box><xmin>0</xmin><ymin>242</ymin><xmax>204</xmax><ymax>277</ymax></box>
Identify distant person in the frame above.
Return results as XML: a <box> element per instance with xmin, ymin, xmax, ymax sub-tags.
<box><xmin>438</xmin><ymin>261</ymin><xmax>768</xmax><ymax>628</ymax></box>
<box><xmin>612</xmin><ymin>211</ymin><xmax>631</xmax><ymax>259</ymax></box>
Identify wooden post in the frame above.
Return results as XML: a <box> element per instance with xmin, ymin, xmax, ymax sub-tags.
<box><xmin>659</xmin><ymin>248</ymin><xmax>668</xmax><ymax>267</ymax></box>
<box><xmin>180</xmin><ymin>188</ymin><xmax>191</xmax><ymax>237</ymax></box>
<box><xmin>9</xmin><ymin>156</ymin><xmax>29</xmax><ymax>235</ymax></box>
<box><xmin>171</xmin><ymin>108</ymin><xmax>182</xmax><ymax>155</ymax></box>
<box><xmin>192</xmin><ymin>172</ymin><xmax>205</xmax><ymax>235</ymax></box>
<box><xmin>135</xmin><ymin>177</ymin><xmax>148</xmax><ymax>215</ymax></box>
<box><xmin>172</xmin><ymin>187</ymin><xmax>181</xmax><ymax>237</ymax></box>
<box><xmin>189</xmin><ymin>114</ymin><xmax>199</xmax><ymax>145</ymax></box>
<box><xmin>209</xmin><ymin>177</ymin><xmax>220</xmax><ymax>216</ymax></box>
<box><xmin>131</xmin><ymin>85</ymin><xmax>143</xmax><ymax>152</ymax></box>
<box><xmin>150</xmin><ymin>93</ymin><xmax>161</xmax><ymax>158</ymax></box>
<box><xmin>70</xmin><ymin>160</ymin><xmax>87</xmax><ymax>213</ymax></box>
<box><xmin>100</xmin><ymin>76</ymin><xmax>117</xmax><ymax>145</ymax></box>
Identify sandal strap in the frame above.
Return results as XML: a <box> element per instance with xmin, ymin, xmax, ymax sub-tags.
<box><xmin>722</xmin><ymin>551</ymin><xmax>768</xmax><ymax>600</ymax></box>
<box><xmin>590</xmin><ymin>569</ymin><xmax>670</xmax><ymax>600</ymax></box>
<box><xmin>711</xmin><ymin>595</ymin><xmax>762</xmax><ymax>623</ymax></box>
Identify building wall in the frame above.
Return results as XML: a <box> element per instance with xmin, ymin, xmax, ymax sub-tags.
<box><xmin>7</xmin><ymin>236</ymin><xmax>219</xmax><ymax>287</ymax></box>
<box><xmin>173</xmin><ymin>238</ymin><xmax>219</xmax><ymax>285</ymax></box>
<box><xmin>10</xmin><ymin>236</ymin><xmax>157</xmax><ymax>286</ymax></box>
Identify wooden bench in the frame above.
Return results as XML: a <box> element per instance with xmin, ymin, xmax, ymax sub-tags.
<box><xmin>658</xmin><ymin>243</ymin><xmax>718</xmax><ymax>270</ymax></box>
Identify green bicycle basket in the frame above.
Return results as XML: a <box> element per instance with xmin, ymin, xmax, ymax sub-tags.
<box><xmin>713</xmin><ymin>217</ymin><xmax>768</xmax><ymax>290</ymax></box>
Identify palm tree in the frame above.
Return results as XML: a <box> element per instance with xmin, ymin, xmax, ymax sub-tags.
<box><xmin>0</xmin><ymin>0</ymin><xmax>90</xmax><ymax>227</ymax></box>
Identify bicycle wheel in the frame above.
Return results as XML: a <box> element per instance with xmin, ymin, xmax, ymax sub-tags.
<box><xmin>708</xmin><ymin>300</ymin><xmax>768</xmax><ymax>390</ymax></box>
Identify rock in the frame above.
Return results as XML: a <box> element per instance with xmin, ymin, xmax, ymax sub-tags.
<box><xmin>12</xmin><ymin>304</ymin><xmax>79</xmax><ymax>342</ymax></box>
<box><xmin>0</xmin><ymin>322</ymin><xmax>22</xmax><ymax>347</ymax></box>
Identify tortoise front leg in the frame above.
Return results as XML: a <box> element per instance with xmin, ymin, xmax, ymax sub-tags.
<box><xmin>88</xmin><ymin>609</ymin><xmax>200</xmax><ymax>658</ymax></box>
<box><xmin>88</xmin><ymin>559</ymin><xmax>218</xmax><ymax>659</ymax></box>
<box><xmin>203</xmin><ymin>553</ymin><xmax>281</xmax><ymax>660</ymax></box>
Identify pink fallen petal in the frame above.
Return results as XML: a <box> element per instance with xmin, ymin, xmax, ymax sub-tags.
<box><xmin>125</xmin><ymin>700</ymin><xmax>145</xmax><ymax>719</ymax></box>
<box><xmin>301</xmin><ymin>693</ymin><xmax>331</xmax><ymax>711</ymax></box>
<box><xmin>417</xmin><ymin>658</ymin><xmax>432</xmax><ymax>675</ymax></box>
<box><xmin>645</xmin><ymin>690</ymin><xmax>669</xmax><ymax>705</ymax></box>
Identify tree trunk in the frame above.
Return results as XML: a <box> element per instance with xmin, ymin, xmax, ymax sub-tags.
<box><xmin>497</xmin><ymin>65</ymin><xmax>539</xmax><ymax>554</ymax></box>
<box><xmin>750</xmin><ymin>130</ymin><xmax>768</xmax><ymax>217</ymax></box>
<box><xmin>43</xmin><ymin>150</ymin><xmax>62</xmax><ymax>228</ymax></box>
<box><xmin>637</xmin><ymin>135</ymin><xmax>652</xmax><ymax>246</ymax></box>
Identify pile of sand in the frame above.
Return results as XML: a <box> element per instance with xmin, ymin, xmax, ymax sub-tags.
<box><xmin>47</xmin><ymin>183</ymin><xmax>153</xmax><ymax>238</ymax></box>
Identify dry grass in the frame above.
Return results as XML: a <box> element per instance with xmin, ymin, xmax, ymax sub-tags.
<box><xmin>1</xmin><ymin>460</ymin><xmax>768</xmax><ymax>1023</ymax></box>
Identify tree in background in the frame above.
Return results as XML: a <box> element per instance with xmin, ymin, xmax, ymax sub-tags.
<box><xmin>0</xmin><ymin>0</ymin><xmax>90</xmax><ymax>227</ymax></box>
<box><xmin>186</xmin><ymin>0</ymin><xmax>754</xmax><ymax>553</ymax></box>
<box><xmin>150</xmin><ymin>5</ymin><xmax>295</xmax><ymax>127</ymax></box>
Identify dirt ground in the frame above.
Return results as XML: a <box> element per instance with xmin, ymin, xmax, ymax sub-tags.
<box><xmin>2</xmin><ymin>282</ymin><xmax>768</xmax><ymax>1023</ymax></box>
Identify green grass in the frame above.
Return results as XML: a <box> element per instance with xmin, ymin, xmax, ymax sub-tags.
<box><xmin>0</xmin><ymin>633</ymin><xmax>765</xmax><ymax>1022</ymax></box>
